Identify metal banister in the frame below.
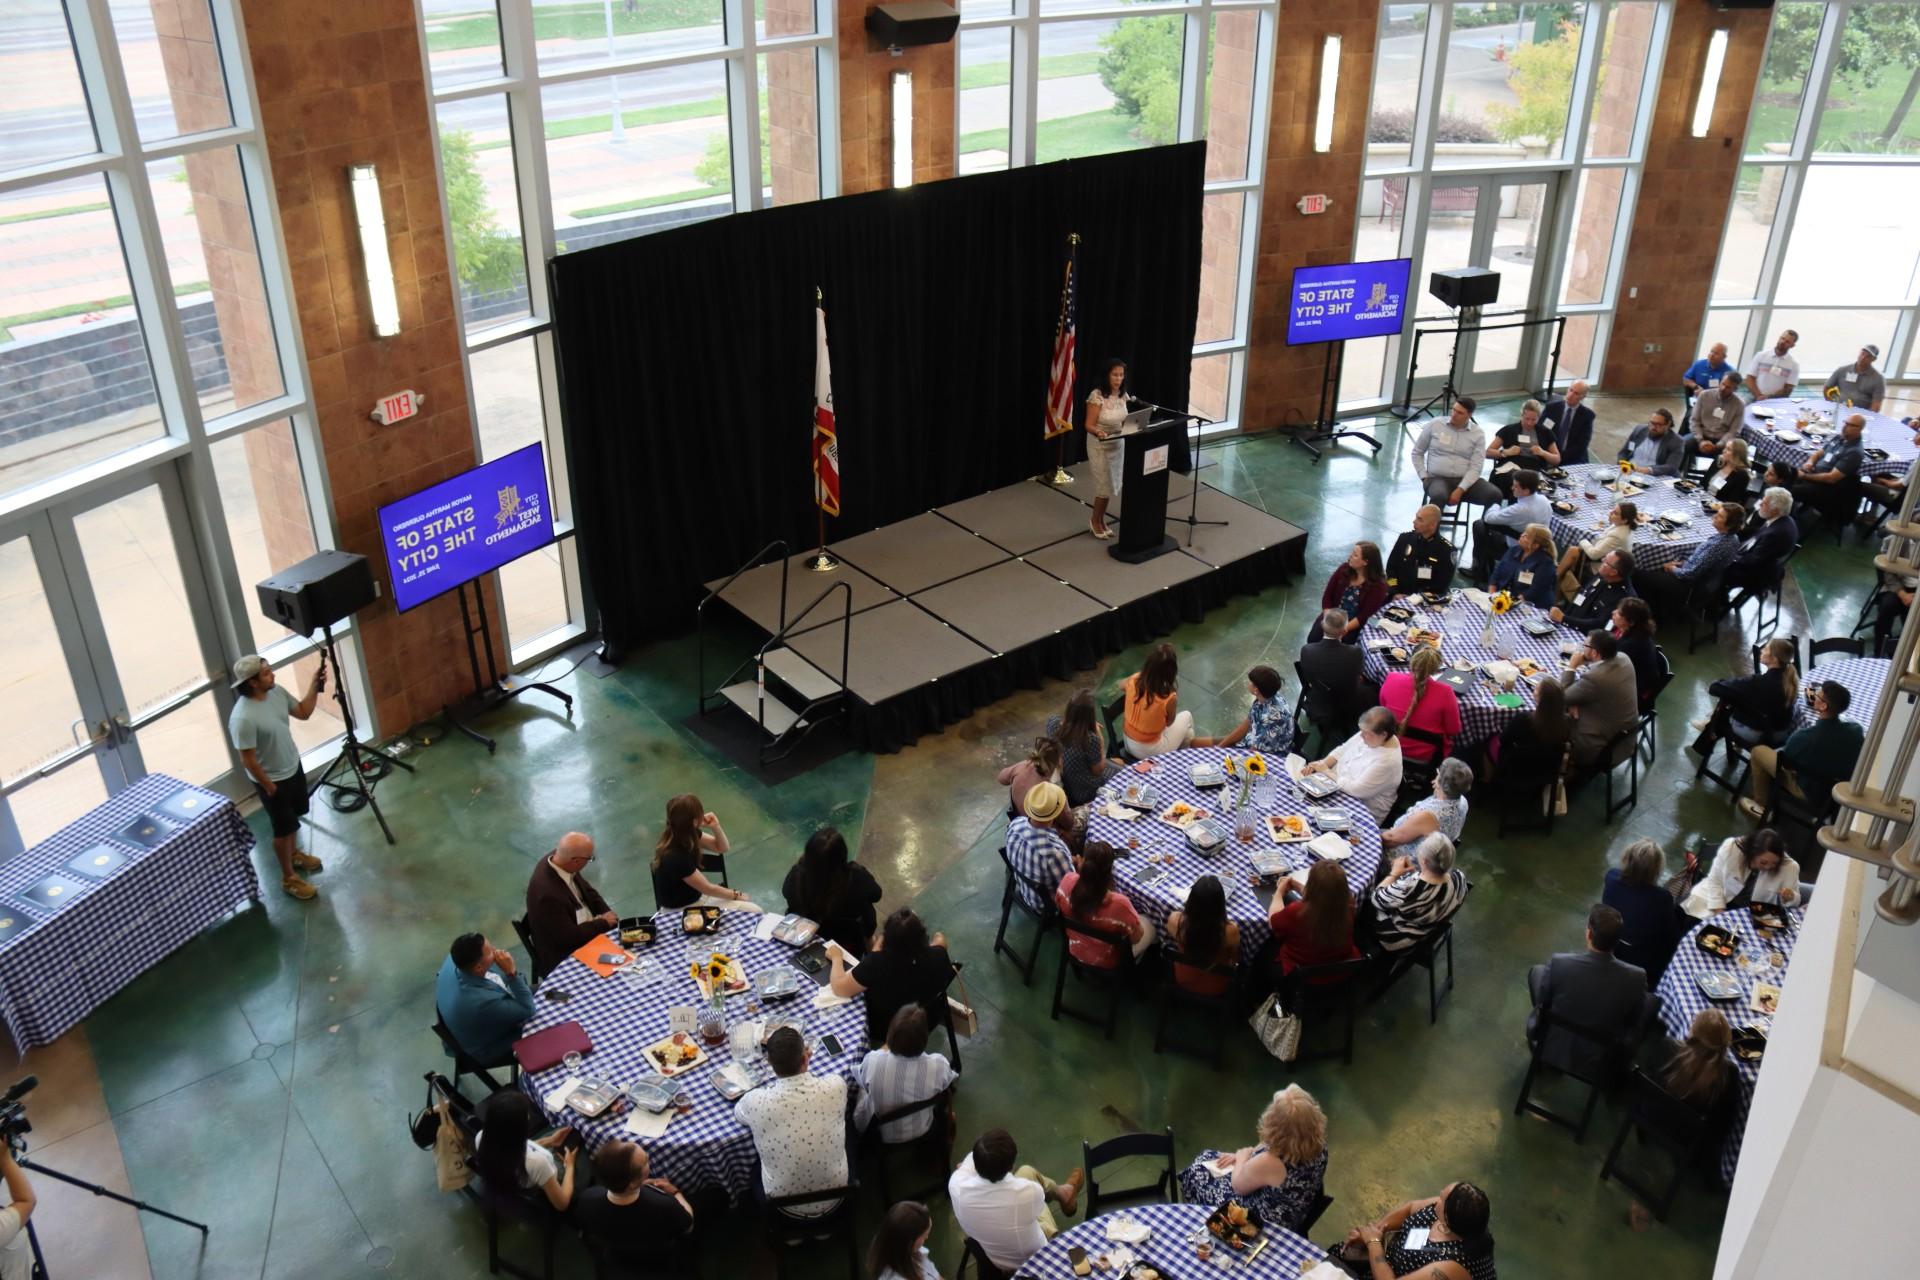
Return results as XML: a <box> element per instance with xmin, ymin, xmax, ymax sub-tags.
<box><xmin>752</xmin><ymin>580</ymin><xmax>852</xmax><ymax>732</ymax></box>
<box><xmin>696</xmin><ymin>540</ymin><xmax>788</xmax><ymax>716</ymax></box>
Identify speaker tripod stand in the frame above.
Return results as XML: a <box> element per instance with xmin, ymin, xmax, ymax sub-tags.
<box><xmin>312</xmin><ymin>622</ymin><xmax>412</xmax><ymax>844</ymax></box>
<box><xmin>17</xmin><ymin>1150</ymin><xmax>209</xmax><ymax>1279</ymax></box>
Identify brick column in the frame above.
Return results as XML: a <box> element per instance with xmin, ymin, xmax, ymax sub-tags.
<box><xmin>766</xmin><ymin>0</ymin><xmax>822</xmax><ymax>204</ymax></box>
<box><xmin>837</xmin><ymin>1</ymin><xmax>956</xmax><ymax>194</ymax></box>
<box><xmin>1600</xmin><ymin>3</ymin><xmax>1772</xmax><ymax>389</ymax></box>
<box><xmin>1241</xmin><ymin>2</ymin><xmax>1380</xmax><ymax>431</ymax></box>
<box><xmin>241</xmin><ymin>0</ymin><xmax>503</xmax><ymax>735</ymax></box>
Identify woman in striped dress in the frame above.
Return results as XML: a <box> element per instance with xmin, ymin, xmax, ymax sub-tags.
<box><xmin>1366</xmin><ymin>834</ymin><xmax>1468</xmax><ymax>954</ymax></box>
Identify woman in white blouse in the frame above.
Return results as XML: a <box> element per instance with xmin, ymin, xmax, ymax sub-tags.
<box><xmin>868</xmin><ymin>1200</ymin><xmax>942</xmax><ymax>1280</ymax></box>
<box><xmin>1683</xmin><ymin>827</ymin><xmax>1802</xmax><ymax>918</ymax></box>
<box><xmin>1301</xmin><ymin>706</ymin><xmax>1405</xmax><ymax>824</ymax></box>
<box><xmin>1556</xmin><ymin>501</ymin><xmax>1637</xmax><ymax>599</ymax></box>
<box><xmin>1083</xmin><ymin>358</ymin><xmax>1131</xmax><ymax>539</ymax></box>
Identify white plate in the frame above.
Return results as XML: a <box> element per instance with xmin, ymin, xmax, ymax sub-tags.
<box><xmin>1775</xmin><ymin>429</ymin><xmax>1803</xmax><ymax>444</ymax></box>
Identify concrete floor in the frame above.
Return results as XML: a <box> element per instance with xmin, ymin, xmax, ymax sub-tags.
<box><xmin>19</xmin><ymin>390</ymin><xmax>1910</xmax><ymax>1280</ymax></box>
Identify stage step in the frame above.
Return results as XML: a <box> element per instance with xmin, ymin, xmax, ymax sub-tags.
<box><xmin>761</xmin><ymin>647</ymin><xmax>842</xmax><ymax>703</ymax></box>
<box><xmin>719</xmin><ymin>682</ymin><xmax>807</xmax><ymax>738</ymax></box>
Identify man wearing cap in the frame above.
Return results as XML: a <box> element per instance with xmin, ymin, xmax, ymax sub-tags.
<box><xmin>227</xmin><ymin>655</ymin><xmax>327</xmax><ymax>900</ymax></box>
<box><xmin>1004</xmin><ymin>782</ymin><xmax>1080</xmax><ymax>914</ymax></box>
<box><xmin>1823</xmin><ymin>345</ymin><xmax>1886</xmax><ymax>412</ymax></box>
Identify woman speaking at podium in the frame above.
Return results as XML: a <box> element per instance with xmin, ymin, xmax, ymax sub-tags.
<box><xmin>1084</xmin><ymin>357</ymin><xmax>1130</xmax><ymax>539</ymax></box>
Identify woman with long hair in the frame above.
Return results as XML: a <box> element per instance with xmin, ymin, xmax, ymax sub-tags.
<box><xmin>1047</xmin><ymin>688</ymin><xmax>1114</xmax><ymax>808</ymax></box>
<box><xmin>1313</xmin><ymin>541</ymin><xmax>1390</xmax><ymax>643</ymax></box>
<box><xmin>1264</xmin><ymin>859</ymin><xmax>1359</xmax><ymax>989</ymax></box>
<box><xmin>1705</xmin><ymin>437</ymin><xmax>1753</xmax><ymax>507</ymax></box>
<box><xmin>1485</xmin><ymin>673</ymin><xmax>1571</xmax><ymax>774</ymax></box>
<box><xmin>1344</xmin><ymin>1181</ymin><xmax>1496</xmax><ymax>1280</ymax></box>
<box><xmin>1055</xmin><ymin>842</ymin><xmax>1154</xmax><ymax>968</ymax></box>
<box><xmin>651</xmin><ymin>793</ymin><xmax>753</xmax><ymax>911</ymax></box>
<box><xmin>1178</xmin><ymin>1084</ymin><xmax>1331</xmax><ymax>1232</ymax></box>
<box><xmin>1084</xmin><ymin>357</ymin><xmax>1130</xmax><ymax>539</ymax></box>
<box><xmin>1557</xmin><ymin>500</ymin><xmax>1637</xmax><ymax>598</ymax></box>
<box><xmin>1662</xmin><ymin>1008</ymin><xmax>1738</xmax><ymax>1109</ymax></box>
<box><xmin>867</xmin><ymin>1200</ymin><xmax>940</xmax><ymax>1280</ymax></box>
<box><xmin>1121</xmin><ymin>642</ymin><xmax>1194</xmax><ymax>758</ymax></box>
<box><xmin>782</xmin><ymin>826</ymin><xmax>882</xmax><ymax>954</ymax></box>
<box><xmin>1611</xmin><ymin>596</ymin><xmax>1661</xmax><ymax>707</ymax></box>
<box><xmin>1379</xmin><ymin>645</ymin><xmax>1462</xmax><ymax>765</ymax></box>
<box><xmin>1691</xmin><ymin>635</ymin><xmax>1798</xmax><ymax>761</ymax></box>
<box><xmin>1686</xmin><ymin>826</ymin><xmax>1802</xmax><ymax>917</ymax></box>
<box><xmin>996</xmin><ymin>735</ymin><xmax>1063</xmax><ymax>817</ymax></box>
<box><xmin>474</xmin><ymin>1090</ymin><xmax>576</xmax><ymax>1211</ymax></box>
<box><xmin>828</xmin><ymin>906</ymin><xmax>957</xmax><ymax>1044</ymax></box>
<box><xmin>1166</xmin><ymin>873</ymin><xmax>1240</xmax><ymax>995</ymax></box>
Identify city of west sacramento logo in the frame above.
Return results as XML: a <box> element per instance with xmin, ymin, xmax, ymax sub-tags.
<box><xmin>495</xmin><ymin>485</ymin><xmax>522</xmax><ymax>528</ymax></box>
<box><xmin>1368</xmin><ymin>281</ymin><xmax>1388</xmax><ymax>309</ymax></box>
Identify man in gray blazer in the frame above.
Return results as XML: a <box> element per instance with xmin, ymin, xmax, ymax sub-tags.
<box><xmin>1298</xmin><ymin>609</ymin><xmax>1367</xmax><ymax>738</ymax></box>
<box><xmin>1526</xmin><ymin>904</ymin><xmax>1652</xmax><ymax>1078</ymax></box>
<box><xmin>1555</xmin><ymin>630</ymin><xmax>1639</xmax><ymax>767</ymax></box>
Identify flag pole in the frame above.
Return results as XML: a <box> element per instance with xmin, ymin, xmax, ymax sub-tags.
<box><xmin>1047</xmin><ymin>233</ymin><xmax>1079</xmax><ymax>486</ymax></box>
<box><xmin>809</xmin><ymin>285</ymin><xmax>839</xmax><ymax>572</ymax></box>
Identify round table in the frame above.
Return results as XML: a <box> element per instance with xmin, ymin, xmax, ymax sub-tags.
<box><xmin>517</xmin><ymin>908</ymin><xmax>868</xmax><ymax>1203</ymax></box>
<box><xmin>1084</xmin><ymin>747</ymin><xmax>1382</xmax><ymax>966</ymax></box>
<box><xmin>1019</xmin><ymin>1204</ymin><xmax>1325</xmax><ymax>1280</ymax></box>
<box><xmin>1655</xmin><ymin>904</ymin><xmax>1803</xmax><ymax>1184</ymax></box>
<box><xmin>1794</xmin><ymin>657</ymin><xmax>1890</xmax><ymax>731</ymax></box>
<box><xmin>1358</xmin><ymin>595</ymin><xmax>1583</xmax><ymax>744</ymax></box>
<box><xmin>1543</xmin><ymin>463</ymin><xmax>1720</xmax><ymax>573</ymax></box>
<box><xmin>1740</xmin><ymin>397</ymin><xmax>1916</xmax><ymax>479</ymax></box>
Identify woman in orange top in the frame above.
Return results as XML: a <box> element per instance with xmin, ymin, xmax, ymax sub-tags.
<box><xmin>1122</xmin><ymin>643</ymin><xmax>1195</xmax><ymax>758</ymax></box>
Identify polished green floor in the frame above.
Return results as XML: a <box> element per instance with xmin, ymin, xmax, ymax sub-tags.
<box><xmin>86</xmin><ymin>404</ymin><xmax>1891</xmax><ymax>1279</ymax></box>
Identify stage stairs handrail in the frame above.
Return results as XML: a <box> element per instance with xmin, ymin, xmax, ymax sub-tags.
<box><xmin>696</xmin><ymin>539</ymin><xmax>788</xmax><ymax>719</ymax></box>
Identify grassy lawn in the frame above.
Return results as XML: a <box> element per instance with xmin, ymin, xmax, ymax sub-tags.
<box><xmin>569</xmin><ymin>185</ymin><xmax>729</xmax><ymax>219</ymax></box>
<box><xmin>471</xmin><ymin>97</ymin><xmax>729</xmax><ymax>150</ymax></box>
<box><xmin>960</xmin><ymin>109</ymin><xmax>1147</xmax><ymax>163</ymax></box>
<box><xmin>1750</xmin><ymin>68</ymin><xmax>1920</xmax><ymax>154</ymax></box>
<box><xmin>0</xmin><ymin>200</ymin><xmax>111</xmax><ymax>226</ymax></box>
<box><xmin>0</xmin><ymin>281</ymin><xmax>209</xmax><ymax>344</ymax></box>
<box><xmin>959</xmin><ymin>52</ymin><xmax>1103</xmax><ymax>91</ymax></box>
<box><xmin>425</xmin><ymin>1</ymin><xmax>743</xmax><ymax>53</ymax></box>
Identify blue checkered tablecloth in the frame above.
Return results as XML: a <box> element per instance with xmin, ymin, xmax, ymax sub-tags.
<box><xmin>1656</xmin><ymin>905</ymin><xmax>1802</xmax><ymax>1185</ymax></box>
<box><xmin>0</xmin><ymin>774</ymin><xmax>258</xmax><ymax>1052</ymax></box>
<box><xmin>517</xmin><ymin>908</ymin><xmax>868</xmax><ymax>1203</ymax></box>
<box><xmin>1359</xmin><ymin>598</ymin><xmax>1581</xmax><ymax>744</ymax></box>
<box><xmin>1019</xmin><ymin>1203</ymin><xmax>1326</xmax><ymax>1280</ymax></box>
<box><xmin>1086</xmin><ymin>748</ymin><xmax>1382</xmax><ymax>966</ymax></box>
<box><xmin>1794</xmin><ymin>657</ymin><xmax>1891</xmax><ymax>731</ymax></box>
<box><xmin>1740</xmin><ymin>398</ymin><xmax>1915</xmax><ymax>479</ymax></box>
<box><xmin>1544</xmin><ymin>464</ymin><xmax>1719</xmax><ymax>572</ymax></box>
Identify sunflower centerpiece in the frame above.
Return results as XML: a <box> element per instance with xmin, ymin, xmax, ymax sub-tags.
<box><xmin>1482</xmin><ymin>589</ymin><xmax>1515</xmax><ymax>648</ymax></box>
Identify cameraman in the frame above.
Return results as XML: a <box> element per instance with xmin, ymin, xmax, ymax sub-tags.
<box><xmin>0</xmin><ymin>1146</ymin><xmax>32</xmax><ymax>1279</ymax></box>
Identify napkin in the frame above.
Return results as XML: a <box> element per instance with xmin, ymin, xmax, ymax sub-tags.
<box><xmin>1376</xmin><ymin>619</ymin><xmax>1406</xmax><ymax>636</ymax></box>
<box><xmin>811</xmin><ymin>988</ymin><xmax>854</xmax><ymax>1011</ymax></box>
<box><xmin>1308</xmin><ymin>832</ymin><xmax>1351</xmax><ymax>861</ymax></box>
<box><xmin>1483</xmin><ymin>660</ymin><xmax>1518</xmax><ymax>686</ymax></box>
<box><xmin>1104</xmin><ymin>1217</ymin><xmax>1153</xmax><ymax>1245</ymax></box>
<box><xmin>1102</xmin><ymin>803</ymin><xmax>1142</xmax><ymax>821</ymax></box>
<box><xmin>1285</xmin><ymin>753</ymin><xmax>1307</xmax><ymax>779</ymax></box>
<box><xmin>752</xmin><ymin>915</ymin><xmax>780</xmax><ymax>942</ymax></box>
<box><xmin>625</xmin><ymin>1107</ymin><xmax>677</xmax><ymax>1138</ymax></box>
<box><xmin>543</xmin><ymin>1076</ymin><xmax>583</xmax><ymax>1111</ymax></box>
<box><xmin>1302</xmin><ymin>1264</ymin><xmax>1350</xmax><ymax>1280</ymax></box>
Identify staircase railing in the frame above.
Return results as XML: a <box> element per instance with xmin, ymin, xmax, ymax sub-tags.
<box><xmin>1820</xmin><ymin>467</ymin><xmax>1920</xmax><ymax>922</ymax></box>
<box><xmin>751</xmin><ymin>580</ymin><xmax>852</xmax><ymax>738</ymax></box>
<box><xmin>695</xmin><ymin>540</ymin><xmax>787</xmax><ymax>717</ymax></box>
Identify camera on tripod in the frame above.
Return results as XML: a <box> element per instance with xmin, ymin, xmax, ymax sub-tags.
<box><xmin>1</xmin><ymin>1075</ymin><xmax>35</xmax><ymax>1152</ymax></box>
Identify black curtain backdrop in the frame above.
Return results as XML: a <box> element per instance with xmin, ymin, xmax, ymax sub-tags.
<box><xmin>548</xmin><ymin>142</ymin><xmax>1206</xmax><ymax>649</ymax></box>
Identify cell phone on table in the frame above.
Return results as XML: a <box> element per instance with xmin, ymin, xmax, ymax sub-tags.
<box><xmin>542</xmin><ymin>988</ymin><xmax>571</xmax><ymax>1002</ymax></box>
<box><xmin>818</xmin><ymin>1032</ymin><xmax>845</xmax><ymax>1056</ymax></box>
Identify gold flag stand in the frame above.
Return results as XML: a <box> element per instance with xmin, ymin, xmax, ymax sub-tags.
<box><xmin>1049</xmin><ymin>435</ymin><xmax>1073</xmax><ymax>486</ymax></box>
<box><xmin>808</xmin><ymin>505</ymin><xmax>839</xmax><ymax>573</ymax></box>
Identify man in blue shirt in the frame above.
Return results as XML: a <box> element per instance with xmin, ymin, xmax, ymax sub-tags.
<box><xmin>1681</xmin><ymin>342</ymin><xmax>1734</xmax><ymax>429</ymax></box>
<box><xmin>1791</xmin><ymin>413</ymin><xmax>1867</xmax><ymax>526</ymax></box>
<box><xmin>436</xmin><ymin>931</ymin><xmax>535</xmax><ymax>1067</ymax></box>
<box><xmin>1469</xmin><ymin>468</ymin><xmax>1551</xmax><ymax>582</ymax></box>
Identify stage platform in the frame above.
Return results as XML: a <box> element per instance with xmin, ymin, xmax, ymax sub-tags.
<box><xmin>705</xmin><ymin>470</ymin><xmax>1308</xmax><ymax>751</ymax></box>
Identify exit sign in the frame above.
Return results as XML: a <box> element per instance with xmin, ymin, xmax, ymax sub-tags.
<box><xmin>371</xmin><ymin>389</ymin><xmax>423</xmax><ymax>426</ymax></box>
<box><xmin>1296</xmin><ymin>194</ymin><xmax>1329</xmax><ymax>215</ymax></box>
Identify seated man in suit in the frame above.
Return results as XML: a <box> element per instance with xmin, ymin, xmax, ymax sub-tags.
<box><xmin>569</xmin><ymin>1139</ymin><xmax>695</xmax><ymax>1274</ymax></box>
<box><xmin>1298</xmin><ymin>609</ymin><xmax>1367</xmax><ymax>741</ymax></box>
<box><xmin>1551</xmin><ymin>549</ymin><xmax>1637</xmax><ymax>634</ymax></box>
<box><xmin>525</xmin><ymin>832</ymin><xmax>619</xmax><ymax>969</ymax></box>
<box><xmin>1615</xmin><ymin>408</ymin><xmax>1685</xmax><ymax>477</ymax></box>
<box><xmin>1540</xmin><ymin>380</ymin><xmax>1596</xmax><ymax>466</ymax></box>
<box><xmin>1555</xmin><ymin>630</ymin><xmax>1639</xmax><ymax>768</ymax></box>
<box><xmin>435</xmin><ymin>931</ymin><xmax>536</xmax><ymax>1067</ymax></box>
<box><xmin>1384</xmin><ymin>505</ymin><xmax>1455</xmax><ymax>596</ymax></box>
<box><xmin>1723</xmin><ymin>487</ymin><xmax>1799</xmax><ymax>592</ymax></box>
<box><xmin>1526</xmin><ymin>904</ymin><xmax>1651</xmax><ymax>1079</ymax></box>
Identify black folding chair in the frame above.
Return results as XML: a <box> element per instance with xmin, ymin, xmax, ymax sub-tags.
<box><xmin>1102</xmin><ymin>693</ymin><xmax>1127</xmax><ymax>756</ymax></box>
<box><xmin>1730</xmin><ymin>547</ymin><xmax>1796</xmax><ymax>641</ymax></box>
<box><xmin>1282</xmin><ymin>956</ymin><xmax>1373</xmax><ymax>1065</ymax></box>
<box><xmin>954</xmin><ymin>1237</ymin><xmax>1013</xmax><ymax>1280</ymax></box>
<box><xmin>512</xmin><ymin>914</ymin><xmax>549</xmax><ymax>988</ymax></box>
<box><xmin>1299</xmin><ymin>1192</ymin><xmax>1335</xmax><ymax>1234</ymax></box>
<box><xmin>1638</xmin><ymin>645</ymin><xmax>1674</xmax><ymax>763</ymax></box>
<box><xmin>1599</xmin><ymin>1067</ymin><xmax>1718</xmax><ymax>1221</ymax></box>
<box><xmin>1051</xmin><ymin>917</ymin><xmax>1136</xmax><ymax>1039</ymax></box>
<box><xmin>1081</xmin><ymin>1126</ymin><xmax>1178</xmax><ymax>1218</ymax></box>
<box><xmin>862</xmin><ymin>1092</ymin><xmax>954</xmax><ymax>1205</ymax></box>
<box><xmin>432</xmin><ymin>1005</ymin><xmax>519</xmax><ymax>1096</ymax></box>
<box><xmin>1572</xmin><ymin>725</ymin><xmax>1638</xmax><ymax>821</ymax></box>
<box><xmin>1513</xmin><ymin>997</ymin><xmax>1657</xmax><ymax>1143</ymax></box>
<box><xmin>993</xmin><ymin>846</ymin><xmax>1059</xmax><ymax>985</ymax></box>
<box><xmin>1153</xmin><ymin>955</ymin><xmax>1241</xmax><ymax>1065</ymax></box>
<box><xmin>1371</xmin><ymin>879</ymin><xmax>1472</xmax><ymax>1023</ymax></box>
<box><xmin>1683</xmin><ymin>569</ymin><xmax>1732</xmax><ymax>654</ymax></box>
<box><xmin>762</xmin><ymin>1187</ymin><xmax>860</xmax><ymax>1280</ymax></box>
<box><xmin>1391</xmin><ymin>726</ymin><xmax>1448</xmax><ymax>818</ymax></box>
<box><xmin>1808</xmin><ymin>634</ymin><xmax>1865</xmax><ymax>665</ymax></box>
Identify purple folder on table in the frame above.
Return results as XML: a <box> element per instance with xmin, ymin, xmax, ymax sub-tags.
<box><xmin>513</xmin><ymin>1021</ymin><xmax>591</xmax><ymax>1073</ymax></box>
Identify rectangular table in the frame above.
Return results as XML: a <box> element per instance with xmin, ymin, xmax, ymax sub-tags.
<box><xmin>0</xmin><ymin>774</ymin><xmax>259</xmax><ymax>1055</ymax></box>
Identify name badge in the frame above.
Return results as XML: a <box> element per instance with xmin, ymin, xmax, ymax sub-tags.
<box><xmin>1517</xmin><ymin>434</ymin><xmax>1532</xmax><ymax>446</ymax></box>
<box><xmin>1417</xmin><ymin>565</ymin><xmax>1434</xmax><ymax>580</ymax></box>
<box><xmin>1573</xmin><ymin>592</ymin><xmax>1589</xmax><ymax>606</ymax></box>
<box><xmin>1712</xmin><ymin>407</ymin><xmax>1726</xmax><ymax>420</ymax></box>
<box><xmin>1543</xmin><ymin>418</ymin><xmax>1557</xmax><ymax>430</ymax></box>
<box><xmin>1844</xmin><ymin>371</ymin><xmax>1858</xmax><ymax>383</ymax></box>
<box><xmin>1518</xmin><ymin>571</ymin><xmax>1535</xmax><ymax>586</ymax></box>
<box><xmin>575</xmin><ymin>906</ymin><xmax>593</xmax><ymax>925</ymax></box>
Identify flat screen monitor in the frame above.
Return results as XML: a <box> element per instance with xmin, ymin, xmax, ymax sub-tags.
<box><xmin>1285</xmin><ymin>257</ymin><xmax>1413</xmax><ymax>346</ymax></box>
<box><xmin>377</xmin><ymin>442</ymin><xmax>555</xmax><ymax>613</ymax></box>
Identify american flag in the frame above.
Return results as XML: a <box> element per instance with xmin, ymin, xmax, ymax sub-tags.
<box><xmin>813</xmin><ymin>301</ymin><xmax>840</xmax><ymax>516</ymax></box>
<box><xmin>1044</xmin><ymin>237</ymin><xmax>1078</xmax><ymax>439</ymax></box>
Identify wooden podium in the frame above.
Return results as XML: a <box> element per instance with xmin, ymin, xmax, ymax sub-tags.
<box><xmin>1111</xmin><ymin>417</ymin><xmax>1182</xmax><ymax>563</ymax></box>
